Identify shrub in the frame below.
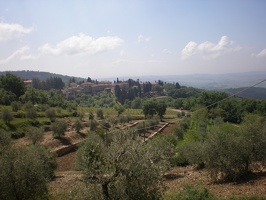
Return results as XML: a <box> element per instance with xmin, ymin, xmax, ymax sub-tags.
<box><xmin>173</xmin><ymin>126</ymin><xmax>184</xmax><ymax>140</ymax></box>
<box><xmin>117</xmin><ymin>115</ymin><xmax>132</xmax><ymax>124</ymax></box>
<box><xmin>25</xmin><ymin>108</ymin><xmax>37</xmax><ymax>119</ymax></box>
<box><xmin>97</xmin><ymin>109</ymin><xmax>104</xmax><ymax>119</ymax></box>
<box><xmin>14</xmin><ymin>110</ymin><xmax>25</xmax><ymax>118</ymax></box>
<box><xmin>1</xmin><ymin>109</ymin><xmax>13</xmax><ymax>124</ymax></box>
<box><xmin>74</xmin><ymin>119</ymin><xmax>84</xmax><ymax>133</ymax></box>
<box><xmin>89</xmin><ymin>120</ymin><xmax>98</xmax><ymax>131</ymax></box>
<box><xmin>0</xmin><ymin>145</ymin><xmax>56</xmax><ymax>200</ymax></box>
<box><xmin>27</xmin><ymin>127</ymin><xmax>44</xmax><ymax>145</ymax></box>
<box><xmin>11</xmin><ymin>101</ymin><xmax>21</xmax><ymax>112</ymax></box>
<box><xmin>11</xmin><ymin>131</ymin><xmax>25</xmax><ymax>139</ymax></box>
<box><xmin>0</xmin><ymin>130</ymin><xmax>11</xmax><ymax>151</ymax></box>
<box><xmin>147</xmin><ymin>118</ymin><xmax>159</xmax><ymax>129</ymax></box>
<box><xmin>51</xmin><ymin>120</ymin><xmax>67</xmax><ymax>138</ymax></box>
<box><xmin>45</xmin><ymin>108</ymin><xmax>56</xmax><ymax>122</ymax></box>
<box><xmin>40</xmin><ymin>104</ymin><xmax>50</xmax><ymax>112</ymax></box>
<box><xmin>165</xmin><ymin>185</ymin><xmax>215</xmax><ymax>200</ymax></box>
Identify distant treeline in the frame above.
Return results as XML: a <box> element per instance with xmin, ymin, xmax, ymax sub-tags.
<box><xmin>0</xmin><ymin>70</ymin><xmax>84</xmax><ymax>85</ymax></box>
<box><xmin>224</xmin><ymin>87</ymin><xmax>266</xmax><ymax>100</ymax></box>
<box><xmin>32</xmin><ymin>77</ymin><xmax>65</xmax><ymax>90</ymax></box>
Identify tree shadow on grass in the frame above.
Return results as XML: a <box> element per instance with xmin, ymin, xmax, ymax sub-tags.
<box><xmin>234</xmin><ymin>171</ymin><xmax>266</xmax><ymax>185</ymax></box>
<box><xmin>163</xmin><ymin>173</ymin><xmax>184</xmax><ymax>180</ymax></box>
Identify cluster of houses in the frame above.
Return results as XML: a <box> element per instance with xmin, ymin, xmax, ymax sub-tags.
<box><xmin>63</xmin><ymin>81</ymin><xmax>129</xmax><ymax>100</ymax></box>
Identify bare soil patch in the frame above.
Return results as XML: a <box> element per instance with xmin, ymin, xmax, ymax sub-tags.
<box><xmin>164</xmin><ymin>166</ymin><xmax>266</xmax><ymax>198</ymax></box>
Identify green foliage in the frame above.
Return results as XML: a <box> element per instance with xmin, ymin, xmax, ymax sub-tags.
<box><xmin>0</xmin><ymin>73</ymin><xmax>25</xmax><ymax>99</ymax></box>
<box><xmin>74</xmin><ymin>119</ymin><xmax>84</xmax><ymax>133</ymax></box>
<box><xmin>165</xmin><ymin>185</ymin><xmax>215</xmax><ymax>200</ymax></box>
<box><xmin>20</xmin><ymin>87</ymin><xmax>48</xmax><ymax>104</ymax></box>
<box><xmin>26</xmin><ymin>127</ymin><xmax>44</xmax><ymax>145</ymax></box>
<box><xmin>89</xmin><ymin>119</ymin><xmax>98</xmax><ymax>131</ymax></box>
<box><xmin>0</xmin><ymin>88</ymin><xmax>16</xmax><ymax>105</ymax></box>
<box><xmin>131</xmin><ymin>97</ymin><xmax>142</xmax><ymax>109</ymax></box>
<box><xmin>198</xmin><ymin>91</ymin><xmax>228</xmax><ymax>109</ymax></box>
<box><xmin>76</xmin><ymin>130</ymin><xmax>173</xmax><ymax>200</ymax></box>
<box><xmin>11</xmin><ymin>101</ymin><xmax>21</xmax><ymax>112</ymax></box>
<box><xmin>173</xmin><ymin>126</ymin><xmax>184</xmax><ymax>140</ymax></box>
<box><xmin>32</xmin><ymin>76</ymin><xmax>65</xmax><ymax>90</ymax></box>
<box><xmin>0</xmin><ymin>145</ymin><xmax>56</xmax><ymax>200</ymax></box>
<box><xmin>143</xmin><ymin>99</ymin><xmax>167</xmax><ymax>120</ymax></box>
<box><xmin>1</xmin><ymin>109</ymin><xmax>13</xmax><ymax>124</ymax></box>
<box><xmin>143</xmin><ymin>99</ymin><xmax>157</xmax><ymax>118</ymax></box>
<box><xmin>45</xmin><ymin>108</ymin><xmax>56</xmax><ymax>122</ymax></box>
<box><xmin>0</xmin><ymin>130</ymin><xmax>11</xmax><ymax>151</ymax></box>
<box><xmin>51</xmin><ymin>120</ymin><xmax>67</xmax><ymax>138</ymax></box>
<box><xmin>14</xmin><ymin>110</ymin><xmax>25</xmax><ymax>118</ymax></box>
<box><xmin>179</xmin><ymin>115</ymin><xmax>266</xmax><ymax>182</ymax></box>
<box><xmin>75</xmin><ymin>92</ymin><xmax>116</xmax><ymax>108</ymax></box>
<box><xmin>114</xmin><ymin>103</ymin><xmax>125</xmax><ymax>116</ymax></box>
<box><xmin>88</xmin><ymin>111</ymin><xmax>94</xmax><ymax>120</ymax></box>
<box><xmin>117</xmin><ymin>115</ymin><xmax>132</xmax><ymax>124</ymax></box>
<box><xmin>25</xmin><ymin>107</ymin><xmax>38</xmax><ymax>119</ymax></box>
<box><xmin>23</xmin><ymin>101</ymin><xmax>37</xmax><ymax>119</ymax></box>
<box><xmin>165</xmin><ymin>84</ymin><xmax>201</xmax><ymax>99</ymax></box>
<box><xmin>97</xmin><ymin>109</ymin><xmax>104</xmax><ymax>119</ymax></box>
<box><xmin>156</xmin><ymin>101</ymin><xmax>167</xmax><ymax>120</ymax></box>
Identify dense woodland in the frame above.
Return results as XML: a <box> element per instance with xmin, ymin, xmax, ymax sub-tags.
<box><xmin>0</xmin><ymin>72</ymin><xmax>265</xmax><ymax>199</ymax></box>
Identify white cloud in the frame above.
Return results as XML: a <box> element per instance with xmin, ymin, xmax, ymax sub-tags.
<box><xmin>0</xmin><ymin>46</ymin><xmax>34</xmax><ymax>64</ymax></box>
<box><xmin>137</xmin><ymin>34</ymin><xmax>151</xmax><ymax>43</ymax></box>
<box><xmin>256</xmin><ymin>49</ymin><xmax>266</xmax><ymax>57</ymax></box>
<box><xmin>163</xmin><ymin>48</ymin><xmax>172</xmax><ymax>54</ymax></box>
<box><xmin>39</xmin><ymin>33</ymin><xmax>123</xmax><ymax>56</ymax></box>
<box><xmin>181</xmin><ymin>36</ymin><xmax>241</xmax><ymax>60</ymax></box>
<box><xmin>0</xmin><ymin>22</ymin><xmax>33</xmax><ymax>42</ymax></box>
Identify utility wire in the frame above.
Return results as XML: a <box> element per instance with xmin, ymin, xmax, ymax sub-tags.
<box><xmin>193</xmin><ymin>78</ymin><xmax>266</xmax><ymax>113</ymax></box>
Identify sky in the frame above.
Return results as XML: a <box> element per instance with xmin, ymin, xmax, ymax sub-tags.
<box><xmin>0</xmin><ymin>0</ymin><xmax>266</xmax><ymax>79</ymax></box>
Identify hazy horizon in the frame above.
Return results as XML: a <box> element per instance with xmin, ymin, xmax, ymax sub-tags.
<box><xmin>0</xmin><ymin>0</ymin><xmax>266</xmax><ymax>78</ymax></box>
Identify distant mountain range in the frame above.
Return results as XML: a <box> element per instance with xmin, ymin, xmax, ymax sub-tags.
<box><xmin>117</xmin><ymin>71</ymin><xmax>266</xmax><ymax>90</ymax></box>
<box><xmin>1</xmin><ymin>70</ymin><xmax>265</xmax><ymax>99</ymax></box>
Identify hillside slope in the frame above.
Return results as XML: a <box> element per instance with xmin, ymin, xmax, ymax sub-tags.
<box><xmin>0</xmin><ymin>70</ymin><xmax>85</xmax><ymax>84</ymax></box>
<box><xmin>224</xmin><ymin>87</ymin><xmax>266</xmax><ymax>100</ymax></box>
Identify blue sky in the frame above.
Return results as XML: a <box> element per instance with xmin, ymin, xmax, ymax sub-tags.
<box><xmin>0</xmin><ymin>0</ymin><xmax>265</xmax><ymax>78</ymax></box>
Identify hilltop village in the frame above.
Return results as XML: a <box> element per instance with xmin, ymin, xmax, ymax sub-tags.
<box><xmin>63</xmin><ymin>81</ymin><xmax>129</xmax><ymax>100</ymax></box>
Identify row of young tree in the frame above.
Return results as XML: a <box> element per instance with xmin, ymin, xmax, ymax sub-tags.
<box><xmin>169</xmin><ymin>111</ymin><xmax>266</xmax><ymax>183</ymax></box>
<box><xmin>32</xmin><ymin>77</ymin><xmax>65</xmax><ymax>90</ymax></box>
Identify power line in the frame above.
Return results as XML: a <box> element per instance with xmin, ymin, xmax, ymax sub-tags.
<box><xmin>193</xmin><ymin>78</ymin><xmax>266</xmax><ymax>113</ymax></box>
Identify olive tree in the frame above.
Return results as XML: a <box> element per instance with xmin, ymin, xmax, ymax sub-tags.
<box><xmin>51</xmin><ymin>120</ymin><xmax>67</xmax><ymax>138</ymax></box>
<box><xmin>74</xmin><ymin>119</ymin><xmax>84</xmax><ymax>133</ymax></box>
<box><xmin>45</xmin><ymin>108</ymin><xmax>56</xmax><ymax>122</ymax></box>
<box><xmin>0</xmin><ymin>145</ymin><xmax>57</xmax><ymax>200</ymax></box>
<box><xmin>76</xmin><ymin>130</ymin><xmax>174</xmax><ymax>200</ymax></box>
<box><xmin>1</xmin><ymin>109</ymin><xmax>13</xmax><ymax>124</ymax></box>
<box><xmin>26</xmin><ymin>127</ymin><xmax>44</xmax><ymax>145</ymax></box>
<box><xmin>180</xmin><ymin>114</ymin><xmax>266</xmax><ymax>182</ymax></box>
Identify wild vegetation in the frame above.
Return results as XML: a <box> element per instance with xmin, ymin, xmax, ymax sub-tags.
<box><xmin>0</xmin><ymin>72</ymin><xmax>265</xmax><ymax>199</ymax></box>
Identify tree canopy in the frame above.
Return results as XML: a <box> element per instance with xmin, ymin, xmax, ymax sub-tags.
<box><xmin>0</xmin><ymin>73</ymin><xmax>25</xmax><ymax>100</ymax></box>
<box><xmin>76</xmin><ymin>130</ymin><xmax>173</xmax><ymax>200</ymax></box>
